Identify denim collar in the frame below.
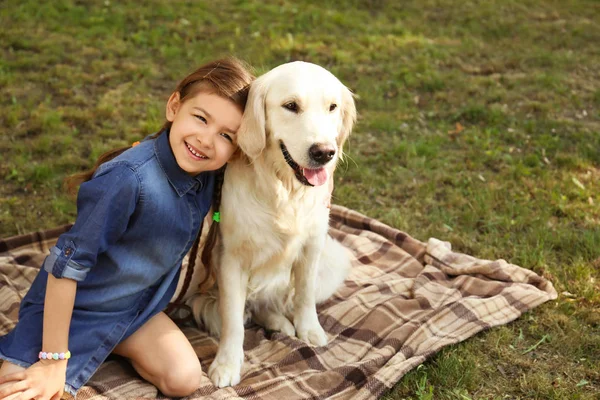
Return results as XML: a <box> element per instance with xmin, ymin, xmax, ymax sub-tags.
<box><xmin>154</xmin><ymin>130</ymin><xmax>207</xmax><ymax>197</ymax></box>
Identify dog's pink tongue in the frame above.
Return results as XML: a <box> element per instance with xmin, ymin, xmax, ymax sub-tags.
<box><xmin>303</xmin><ymin>168</ymin><xmax>329</xmax><ymax>186</ymax></box>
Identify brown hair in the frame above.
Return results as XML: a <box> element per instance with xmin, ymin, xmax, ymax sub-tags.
<box><xmin>65</xmin><ymin>56</ymin><xmax>254</xmax><ymax>291</ymax></box>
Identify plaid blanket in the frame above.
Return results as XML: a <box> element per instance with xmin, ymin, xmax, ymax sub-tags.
<box><xmin>0</xmin><ymin>205</ymin><xmax>557</xmax><ymax>400</ymax></box>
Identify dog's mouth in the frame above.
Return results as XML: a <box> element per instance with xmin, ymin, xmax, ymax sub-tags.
<box><xmin>279</xmin><ymin>142</ymin><xmax>329</xmax><ymax>187</ymax></box>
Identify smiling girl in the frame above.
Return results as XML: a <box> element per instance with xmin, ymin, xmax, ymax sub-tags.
<box><xmin>0</xmin><ymin>58</ymin><xmax>253</xmax><ymax>400</ymax></box>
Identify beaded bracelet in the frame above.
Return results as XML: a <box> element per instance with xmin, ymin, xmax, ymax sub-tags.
<box><xmin>39</xmin><ymin>351</ymin><xmax>71</xmax><ymax>361</ymax></box>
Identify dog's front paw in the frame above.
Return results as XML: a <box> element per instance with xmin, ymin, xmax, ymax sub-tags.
<box><xmin>295</xmin><ymin>323</ymin><xmax>328</xmax><ymax>346</ymax></box>
<box><xmin>208</xmin><ymin>355</ymin><xmax>243</xmax><ymax>388</ymax></box>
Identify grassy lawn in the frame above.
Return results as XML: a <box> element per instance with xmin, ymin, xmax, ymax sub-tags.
<box><xmin>1</xmin><ymin>0</ymin><xmax>598</xmax><ymax>398</ymax></box>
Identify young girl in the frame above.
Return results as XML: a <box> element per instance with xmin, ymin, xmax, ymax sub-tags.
<box><xmin>0</xmin><ymin>57</ymin><xmax>254</xmax><ymax>399</ymax></box>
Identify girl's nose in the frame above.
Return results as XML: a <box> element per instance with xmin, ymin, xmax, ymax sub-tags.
<box><xmin>195</xmin><ymin>131</ymin><xmax>214</xmax><ymax>150</ymax></box>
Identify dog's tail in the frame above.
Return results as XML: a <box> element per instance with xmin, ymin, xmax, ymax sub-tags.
<box><xmin>187</xmin><ymin>290</ymin><xmax>253</xmax><ymax>337</ymax></box>
<box><xmin>187</xmin><ymin>291</ymin><xmax>222</xmax><ymax>337</ymax></box>
<box><xmin>315</xmin><ymin>235</ymin><xmax>352</xmax><ymax>304</ymax></box>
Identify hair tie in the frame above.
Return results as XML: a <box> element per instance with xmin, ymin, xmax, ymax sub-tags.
<box><xmin>212</xmin><ymin>212</ymin><xmax>221</xmax><ymax>223</ymax></box>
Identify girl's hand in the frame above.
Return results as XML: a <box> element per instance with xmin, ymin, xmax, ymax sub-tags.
<box><xmin>0</xmin><ymin>360</ymin><xmax>67</xmax><ymax>400</ymax></box>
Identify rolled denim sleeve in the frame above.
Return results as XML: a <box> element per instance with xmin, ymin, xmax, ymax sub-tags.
<box><xmin>43</xmin><ymin>162</ymin><xmax>140</xmax><ymax>281</ymax></box>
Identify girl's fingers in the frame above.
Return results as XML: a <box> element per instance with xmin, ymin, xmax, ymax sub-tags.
<box><xmin>0</xmin><ymin>380</ymin><xmax>30</xmax><ymax>398</ymax></box>
<box><xmin>0</xmin><ymin>371</ymin><xmax>26</xmax><ymax>385</ymax></box>
<box><xmin>49</xmin><ymin>391</ymin><xmax>63</xmax><ymax>400</ymax></box>
<box><xmin>15</xmin><ymin>388</ymin><xmax>39</xmax><ymax>400</ymax></box>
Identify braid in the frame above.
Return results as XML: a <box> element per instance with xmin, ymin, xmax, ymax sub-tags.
<box><xmin>164</xmin><ymin>224</ymin><xmax>203</xmax><ymax>319</ymax></box>
<box><xmin>198</xmin><ymin>166</ymin><xmax>226</xmax><ymax>291</ymax></box>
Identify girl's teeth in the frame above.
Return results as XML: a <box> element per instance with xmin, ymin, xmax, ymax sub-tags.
<box><xmin>186</xmin><ymin>143</ymin><xmax>207</xmax><ymax>159</ymax></box>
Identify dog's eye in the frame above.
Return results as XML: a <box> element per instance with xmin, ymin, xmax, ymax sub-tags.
<box><xmin>329</xmin><ymin>103</ymin><xmax>337</xmax><ymax>112</ymax></box>
<box><xmin>283</xmin><ymin>102</ymin><xmax>299</xmax><ymax>113</ymax></box>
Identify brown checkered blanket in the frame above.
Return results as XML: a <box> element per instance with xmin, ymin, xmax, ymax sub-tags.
<box><xmin>0</xmin><ymin>205</ymin><xmax>557</xmax><ymax>399</ymax></box>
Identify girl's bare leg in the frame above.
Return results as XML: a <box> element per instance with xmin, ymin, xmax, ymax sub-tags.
<box><xmin>113</xmin><ymin>312</ymin><xmax>202</xmax><ymax>397</ymax></box>
<box><xmin>0</xmin><ymin>361</ymin><xmax>26</xmax><ymax>400</ymax></box>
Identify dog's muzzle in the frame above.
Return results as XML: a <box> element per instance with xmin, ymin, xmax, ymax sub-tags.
<box><xmin>280</xmin><ymin>142</ymin><xmax>314</xmax><ymax>186</ymax></box>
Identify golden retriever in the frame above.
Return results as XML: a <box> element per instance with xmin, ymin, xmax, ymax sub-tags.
<box><xmin>188</xmin><ymin>61</ymin><xmax>357</xmax><ymax>387</ymax></box>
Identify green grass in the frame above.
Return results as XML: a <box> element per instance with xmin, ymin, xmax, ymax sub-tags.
<box><xmin>1</xmin><ymin>0</ymin><xmax>599</xmax><ymax>398</ymax></box>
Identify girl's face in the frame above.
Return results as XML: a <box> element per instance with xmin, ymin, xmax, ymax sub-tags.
<box><xmin>166</xmin><ymin>90</ymin><xmax>243</xmax><ymax>175</ymax></box>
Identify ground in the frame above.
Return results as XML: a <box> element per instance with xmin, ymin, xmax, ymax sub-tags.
<box><xmin>0</xmin><ymin>1</ymin><xmax>598</xmax><ymax>398</ymax></box>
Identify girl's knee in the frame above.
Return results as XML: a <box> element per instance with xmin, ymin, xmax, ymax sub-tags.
<box><xmin>1</xmin><ymin>361</ymin><xmax>19</xmax><ymax>371</ymax></box>
<box><xmin>157</xmin><ymin>358</ymin><xmax>202</xmax><ymax>397</ymax></box>
<box><xmin>0</xmin><ymin>360</ymin><xmax>25</xmax><ymax>377</ymax></box>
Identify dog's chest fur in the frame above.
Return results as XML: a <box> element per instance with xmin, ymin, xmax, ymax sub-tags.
<box><xmin>220</xmin><ymin>160</ymin><xmax>329</xmax><ymax>296</ymax></box>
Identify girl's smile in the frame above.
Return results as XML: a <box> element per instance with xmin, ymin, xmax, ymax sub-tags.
<box><xmin>185</xmin><ymin>142</ymin><xmax>208</xmax><ymax>160</ymax></box>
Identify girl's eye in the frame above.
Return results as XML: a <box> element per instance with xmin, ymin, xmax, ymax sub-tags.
<box><xmin>220</xmin><ymin>133</ymin><xmax>233</xmax><ymax>142</ymax></box>
<box><xmin>283</xmin><ymin>101</ymin><xmax>299</xmax><ymax>113</ymax></box>
<box><xmin>195</xmin><ymin>115</ymin><xmax>207</xmax><ymax>123</ymax></box>
<box><xmin>329</xmin><ymin>103</ymin><xmax>337</xmax><ymax>112</ymax></box>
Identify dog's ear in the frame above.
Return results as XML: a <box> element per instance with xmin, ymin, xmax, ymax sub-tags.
<box><xmin>337</xmin><ymin>86</ymin><xmax>357</xmax><ymax>154</ymax></box>
<box><xmin>237</xmin><ymin>76</ymin><xmax>268</xmax><ymax>160</ymax></box>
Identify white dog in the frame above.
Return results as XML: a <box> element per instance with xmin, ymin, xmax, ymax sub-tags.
<box><xmin>188</xmin><ymin>61</ymin><xmax>356</xmax><ymax>388</ymax></box>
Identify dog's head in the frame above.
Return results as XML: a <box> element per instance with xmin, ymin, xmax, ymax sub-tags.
<box><xmin>237</xmin><ymin>61</ymin><xmax>356</xmax><ymax>187</ymax></box>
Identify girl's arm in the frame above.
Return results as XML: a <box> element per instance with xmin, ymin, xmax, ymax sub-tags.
<box><xmin>43</xmin><ymin>274</ymin><xmax>77</xmax><ymax>357</ymax></box>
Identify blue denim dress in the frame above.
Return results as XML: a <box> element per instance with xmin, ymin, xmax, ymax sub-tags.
<box><xmin>0</xmin><ymin>131</ymin><xmax>214</xmax><ymax>395</ymax></box>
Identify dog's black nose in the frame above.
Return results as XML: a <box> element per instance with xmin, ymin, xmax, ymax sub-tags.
<box><xmin>309</xmin><ymin>144</ymin><xmax>336</xmax><ymax>164</ymax></box>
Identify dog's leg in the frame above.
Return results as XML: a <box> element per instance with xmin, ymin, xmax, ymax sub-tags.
<box><xmin>292</xmin><ymin>237</ymin><xmax>328</xmax><ymax>346</ymax></box>
<box><xmin>208</xmin><ymin>254</ymin><xmax>248</xmax><ymax>388</ymax></box>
